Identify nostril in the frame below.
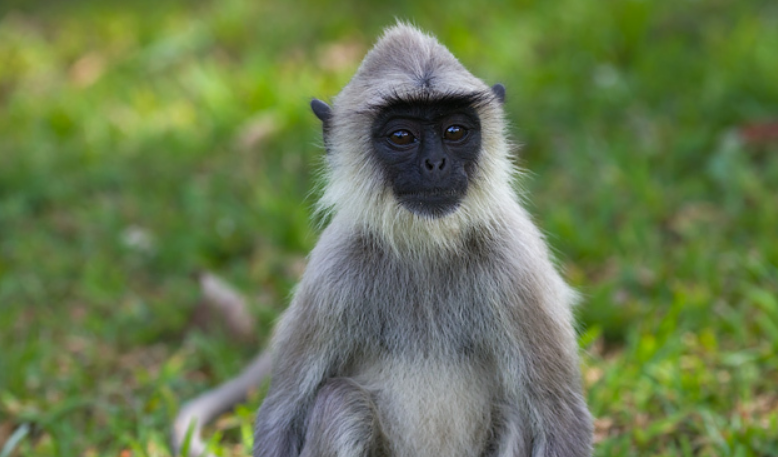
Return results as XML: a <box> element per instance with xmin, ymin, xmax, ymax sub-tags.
<box><xmin>424</xmin><ymin>158</ymin><xmax>446</xmax><ymax>173</ymax></box>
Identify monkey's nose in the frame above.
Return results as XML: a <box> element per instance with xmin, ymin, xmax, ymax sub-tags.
<box><xmin>424</xmin><ymin>157</ymin><xmax>447</xmax><ymax>172</ymax></box>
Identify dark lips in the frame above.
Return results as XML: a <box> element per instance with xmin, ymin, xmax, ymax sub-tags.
<box><xmin>397</xmin><ymin>190</ymin><xmax>463</xmax><ymax>218</ymax></box>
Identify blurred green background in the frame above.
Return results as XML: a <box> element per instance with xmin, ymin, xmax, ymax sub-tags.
<box><xmin>1</xmin><ymin>0</ymin><xmax>777</xmax><ymax>456</ymax></box>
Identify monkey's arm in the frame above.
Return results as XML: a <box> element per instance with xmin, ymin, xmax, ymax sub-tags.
<box><xmin>495</xmin><ymin>302</ymin><xmax>593</xmax><ymax>457</ymax></box>
<box><xmin>253</xmin><ymin>290</ymin><xmax>344</xmax><ymax>457</ymax></box>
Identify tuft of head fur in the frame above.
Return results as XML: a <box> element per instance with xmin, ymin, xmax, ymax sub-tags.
<box><xmin>317</xmin><ymin>24</ymin><xmax>518</xmax><ymax>256</ymax></box>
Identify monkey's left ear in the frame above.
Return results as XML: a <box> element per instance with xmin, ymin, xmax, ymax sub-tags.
<box><xmin>491</xmin><ymin>84</ymin><xmax>506</xmax><ymax>105</ymax></box>
<box><xmin>311</xmin><ymin>98</ymin><xmax>333</xmax><ymax>123</ymax></box>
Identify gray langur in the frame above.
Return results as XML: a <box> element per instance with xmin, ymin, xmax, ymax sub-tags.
<box><xmin>173</xmin><ymin>23</ymin><xmax>593</xmax><ymax>457</ymax></box>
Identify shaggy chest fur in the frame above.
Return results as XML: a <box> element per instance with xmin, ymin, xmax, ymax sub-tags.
<box><xmin>332</xmin><ymin>230</ymin><xmax>508</xmax><ymax>357</ymax></box>
<box><xmin>317</xmin><ymin>230</ymin><xmax>511</xmax><ymax>456</ymax></box>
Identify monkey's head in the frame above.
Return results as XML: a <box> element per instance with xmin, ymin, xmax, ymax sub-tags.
<box><xmin>312</xmin><ymin>24</ymin><xmax>516</xmax><ymax>253</ymax></box>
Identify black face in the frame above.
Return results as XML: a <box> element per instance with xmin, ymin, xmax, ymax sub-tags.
<box><xmin>371</xmin><ymin>97</ymin><xmax>483</xmax><ymax>218</ymax></box>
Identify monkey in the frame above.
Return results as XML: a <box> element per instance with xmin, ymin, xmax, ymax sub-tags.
<box><xmin>173</xmin><ymin>23</ymin><xmax>593</xmax><ymax>457</ymax></box>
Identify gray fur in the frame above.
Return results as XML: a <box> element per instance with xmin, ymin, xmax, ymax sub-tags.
<box><xmin>300</xmin><ymin>378</ymin><xmax>387</xmax><ymax>457</ymax></box>
<box><xmin>254</xmin><ymin>23</ymin><xmax>593</xmax><ymax>457</ymax></box>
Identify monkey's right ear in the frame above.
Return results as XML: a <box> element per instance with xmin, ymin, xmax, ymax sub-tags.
<box><xmin>491</xmin><ymin>83</ymin><xmax>506</xmax><ymax>105</ymax></box>
<box><xmin>311</xmin><ymin>99</ymin><xmax>333</xmax><ymax>123</ymax></box>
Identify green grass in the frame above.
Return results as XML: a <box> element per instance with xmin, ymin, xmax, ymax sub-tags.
<box><xmin>1</xmin><ymin>0</ymin><xmax>777</xmax><ymax>455</ymax></box>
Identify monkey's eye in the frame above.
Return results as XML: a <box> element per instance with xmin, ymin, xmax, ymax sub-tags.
<box><xmin>388</xmin><ymin>130</ymin><xmax>416</xmax><ymax>146</ymax></box>
<box><xmin>443</xmin><ymin>125</ymin><xmax>467</xmax><ymax>141</ymax></box>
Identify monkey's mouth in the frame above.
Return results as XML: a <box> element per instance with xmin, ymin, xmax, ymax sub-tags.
<box><xmin>396</xmin><ymin>189</ymin><xmax>464</xmax><ymax>218</ymax></box>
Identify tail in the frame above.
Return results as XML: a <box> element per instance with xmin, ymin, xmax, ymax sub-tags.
<box><xmin>172</xmin><ymin>351</ymin><xmax>273</xmax><ymax>457</ymax></box>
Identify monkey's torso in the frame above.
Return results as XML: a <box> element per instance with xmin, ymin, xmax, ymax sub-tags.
<box><xmin>273</xmin><ymin>210</ymin><xmax>556</xmax><ymax>457</ymax></box>
<box><xmin>329</xmin><ymin>226</ymin><xmax>505</xmax><ymax>456</ymax></box>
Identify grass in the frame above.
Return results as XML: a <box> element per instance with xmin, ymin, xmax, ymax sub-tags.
<box><xmin>1</xmin><ymin>0</ymin><xmax>777</xmax><ymax>455</ymax></box>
